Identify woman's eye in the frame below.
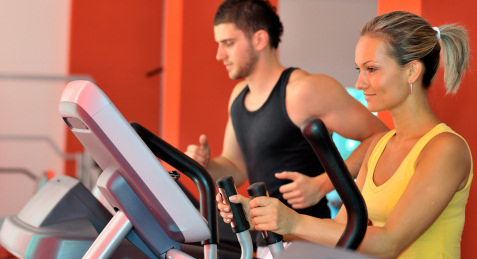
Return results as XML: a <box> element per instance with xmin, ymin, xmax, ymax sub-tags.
<box><xmin>367</xmin><ymin>67</ymin><xmax>377</xmax><ymax>72</ymax></box>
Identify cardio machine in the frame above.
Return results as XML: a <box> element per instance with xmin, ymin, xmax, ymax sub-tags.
<box><xmin>0</xmin><ymin>80</ymin><xmax>372</xmax><ymax>258</ymax></box>
<box><xmin>215</xmin><ymin>117</ymin><xmax>373</xmax><ymax>259</ymax></box>
<box><xmin>0</xmin><ymin>80</ymin><xmax>234</xmax><ymax>258</ymax></box>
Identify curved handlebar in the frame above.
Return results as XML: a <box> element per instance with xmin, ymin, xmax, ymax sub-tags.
<box><xmin>301</xmin><ymin>117</ymin><xmax>367</xmax><ymax>250</ymax></box>
<box><xmin>216</xmin><ymin>176</ymin><xmax>253</xmax><ymax>259</ymax></box>
<box><xmin>130</xmin><ymin>122</ymin><xmax>218</xmax><ymax>245</ymax></box>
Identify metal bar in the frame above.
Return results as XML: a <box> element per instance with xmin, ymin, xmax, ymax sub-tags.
<box><xmin>0</xmin><ymin>168</ymin><xmax>37</xmax><ymax>180</ymax></box>
<box><xmin>83</xmin><ymin>210</ymin><xmax>133</xmax><ymax>259</ymax></box>
<box><xmin>0</xmin><ymin>135</ymin><xmax>80</xmax><ymax>160</ymax></box>
<box><xmin>0</xmin><ymin>74</ymin><xmax>94</xmax><ymax>82</ymax></box>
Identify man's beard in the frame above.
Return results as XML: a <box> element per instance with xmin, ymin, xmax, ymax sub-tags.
<box><xmin>230</xmin><ymin>46</ymin><xmax>259</xmax><ymax>80</ymax></box>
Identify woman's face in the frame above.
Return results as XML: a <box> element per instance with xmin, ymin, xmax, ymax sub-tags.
<box><xmin>354</xmin><ymin>36</ymin><xmax>410</xmax><ymax>113</ymax></box>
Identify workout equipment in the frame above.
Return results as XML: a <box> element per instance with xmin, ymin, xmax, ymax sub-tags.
<box><xmin>247</xmin><ymin>182</ymin><xmax>285</xmax><ymax>258</ymax></box>
<box><xmin>216</xmin><ymin>176</ymin><xmax>253</xmax><ymax>259</ymax></box>
<box><xmin>59</xmin><ymin>80</ymin><xmax>221</xmax><ymax>258</ymax></box>
<box><xmin>0</xmin><ymin>80</ymin><xmax>247</xmax><ymax>259</ymax></box>
<box><xmin>0</xmin><ymin>80</ymin><xmax>370</xmax><ymax>258</ymax></box>
<box><xmin>216</xmin><ymin>116</ymin><xmax>372</xmax><ymax>258</ymax></box>
<box><xmin>301</xmin><ymin>117</ymin><xmax>368</xmax><ymax>250</ymax></box>
<box><xmin>126</xmin><ymin>121</ymin><xmax>245</xmax><ymax>259</ymax></box>
<box><xmin>0</xmin><ymin>174</ymin><xmax>146</xmax><ymax>258</ymax></box>
<box><xmin>0</xmin><ymin>80</ymin><xmax>239</xmax><ymax>259</ymax></box>
<box><xmin>278</xmin><ymin>116</ymin><xmax>373</xmax><ymax>258</ymax></box>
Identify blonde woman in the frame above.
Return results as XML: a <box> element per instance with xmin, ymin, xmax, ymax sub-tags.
<box><xmin>219</xmin><ymin>11</ymin><xmax>472</xmax><ymax>258</ymax></box>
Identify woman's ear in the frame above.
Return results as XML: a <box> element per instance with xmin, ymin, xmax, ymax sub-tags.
<box><xmin>408</xmin><ymin>60</ymin><xmax>423</xmax><ymax>84</ymax></box>
<box><xmin>252</xmin><ymin>29</ymin><xmax>269</xmax><ymax>51</ymax></box>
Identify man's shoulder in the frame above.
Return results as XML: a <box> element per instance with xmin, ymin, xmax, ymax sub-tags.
<box><xmin>226</xmin><ymin>80</ymin><xmax>248</xmax><ymax>109</ymax></box>
<box><xmin>231</xmin><ymin>80</ymin><xmax>248</xmax><ymax>97</ymax></box>
<box><xmin>288</xmin><ymin>70</ymin><xmax>343</xmax><ymax>94</ymax></box>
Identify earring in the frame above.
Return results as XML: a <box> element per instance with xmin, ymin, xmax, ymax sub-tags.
<box><xmin>409</xmin><ymin>82</ymin><xmax>413</xmax><ymax>95</ymax></box>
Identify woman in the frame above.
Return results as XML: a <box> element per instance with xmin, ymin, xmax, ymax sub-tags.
<box><xmin>218</xmin><ymin>11</ymin><xmax>472</xmax><ymax>258</ymax></box>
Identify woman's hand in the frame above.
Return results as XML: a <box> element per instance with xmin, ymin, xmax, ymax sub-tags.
<box><xmin>248</xmin><ymin>196</ymin><xmax>300</xmax><ymax>235</ymax></box>
<box><xmin>216</xmin><ymin>193</ymin><xmax>254</xmax><ymax>229</ymax></box>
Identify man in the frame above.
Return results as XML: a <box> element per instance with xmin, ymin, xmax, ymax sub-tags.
<box><xmin>186</xmin><ymin>0</ymin><xmax>387</xmax><ymax>254</ymax></box>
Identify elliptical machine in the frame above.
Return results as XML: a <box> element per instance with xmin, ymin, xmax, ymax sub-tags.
<box><xmin>0</xmin><ymin>80</ymin><xmax>237</xmax><ymax>258</ymax></box>
<box><xmin>0</xmin><ymin>80</ymin><xmax>373</xmax><ymax>258</ymax></box>
<box><xmin>214</xmin><ymin>117</ymin><xmax>373</xmax><ymax>259</ymax></box>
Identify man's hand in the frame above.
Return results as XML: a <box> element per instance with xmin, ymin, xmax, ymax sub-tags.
<box><xmin>276</xmin><ymin>172</ymin><xmax>328</xmax><ymax>209</ymax></box>
<box><xmin>186</xmin><ymin>134</ymin><xmax>210</xmax><ymax>168</ymax></box>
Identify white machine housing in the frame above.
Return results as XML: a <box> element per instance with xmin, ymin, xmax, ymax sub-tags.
<box><xmin>59</xmin><ymin>80</ymin><xmax>210</xmax><ymax>256</ymax></box>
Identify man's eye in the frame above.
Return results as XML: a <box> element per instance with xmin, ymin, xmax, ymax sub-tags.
<box><xmin>367</xmin><ymin>67</ymin><xmax>377</xmax><ymax>72</ymax></box>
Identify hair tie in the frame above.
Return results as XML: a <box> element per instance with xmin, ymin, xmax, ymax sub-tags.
<box><xmin>433</xmin><ymin>27</ymin><xmax>441</xmax><ymax>40</ymax></box>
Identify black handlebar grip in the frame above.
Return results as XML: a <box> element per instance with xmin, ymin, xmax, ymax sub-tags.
<box><xmin>216</xmin><ymin>176</ymin><xmax>250</xmax><ymax>233</ymax></box>
<box><xmin>247</xmin><ymin>182</ymin><xmax>283</xmax><ymax>245</ymax></box>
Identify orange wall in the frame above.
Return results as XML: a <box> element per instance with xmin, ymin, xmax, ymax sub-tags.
<box><xmin>67</xmin><ymin>1</ymin><xmax>163</xmax><ymax>175</ymax></box>
<box><xmin>378</xmin><ymin>0</ymin><xmax>421</xmax><ymax>14</ymax></box>
<box><xmin>161</xmin><ymin>0</ymin><xmax>233</xmax><ymax>197</ymax></box>
<box><xmin>379</xmin><ymin>0</ymin><xmax>477</xmax><ymax>258</ymax></box>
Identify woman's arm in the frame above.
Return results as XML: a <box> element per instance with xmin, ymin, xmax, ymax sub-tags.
<box><xmin>249</xmin><ymin>132</ymin><xmax>471</xmax><ymax>258</ymax></box>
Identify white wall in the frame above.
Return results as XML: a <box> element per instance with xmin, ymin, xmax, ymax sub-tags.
<box><xmin>0</xmin><ymin>0</ymin><xmax>72</xmax><ymax>216</ymax></box>
<box><xmin>279</xmin><ymin>0</ymin><xmax>377</xmax><ymax>88</ymax></box>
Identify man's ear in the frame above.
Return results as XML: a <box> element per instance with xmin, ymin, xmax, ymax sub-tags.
<box><xmin>408</xmin><ymin>60</ymin><xmax>423</xmax><ymax>84</ymax></box>
<box><xmin>252</xmin><ymin>29</ymin><xmax>269</xmax><ymax>51</ymax></box>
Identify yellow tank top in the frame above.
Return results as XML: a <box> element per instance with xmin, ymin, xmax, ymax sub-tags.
<box><xmin>361</xmin><ymin>123</ymin><xmax>473</xmax><ymax>258</ymax></box>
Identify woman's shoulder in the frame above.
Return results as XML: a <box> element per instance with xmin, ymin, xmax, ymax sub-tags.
<box><xmin>424</xmin><ymin>130</ymin><xmax>470</xmax><ymax>159</ymax></box>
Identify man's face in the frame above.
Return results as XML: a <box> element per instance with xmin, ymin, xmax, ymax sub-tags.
<box><xmin>214</xmin><ymin>23</ymin><xmax>259</xmax><ymax>80</ymax></box>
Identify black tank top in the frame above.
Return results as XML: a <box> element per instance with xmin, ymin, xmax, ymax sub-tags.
<box><xmin>230</xmin><ymin>67</ymin><xmax>330</xmax><ymax>227</ymax></box>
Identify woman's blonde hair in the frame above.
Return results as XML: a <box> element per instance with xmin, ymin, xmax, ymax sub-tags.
<box><xmin>361</xmin><ymin>11</ymin><xmax>469</xmax><ymax>94</ymax></box>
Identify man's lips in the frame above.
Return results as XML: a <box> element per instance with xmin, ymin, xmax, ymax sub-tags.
<box><xmin>224</xmin><ymin>63</ymin><xmax>232</xmax><ymax>70</ymax></box>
